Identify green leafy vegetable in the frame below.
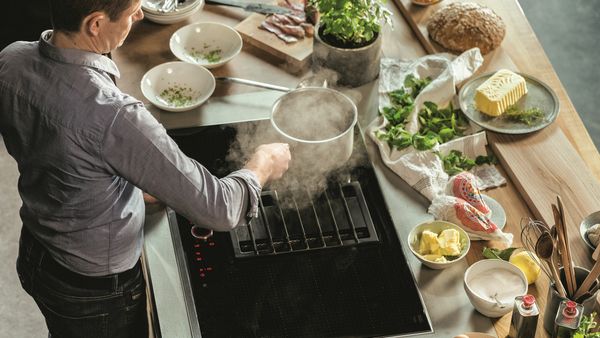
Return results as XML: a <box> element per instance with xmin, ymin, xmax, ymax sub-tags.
<box><xmin>376</xmin><ymin>125</ymin><xmax>412</xmax><ymax>149</ymax></box>
<box><xmin>411</xmin><ymin>131</ymin><xmax>438</xmax><ymax>150</ymax></box>
<box><xmin>436</xmin><ymin>150</ymin><xmax>498</xmax><ymax>176</ymax></box>
<box><xmin>388</xmin><ymin>87</ymin><xmax>414</xmax><ymax>106</ymax></box>
<box><xmin>575</xmin><ymin>312</ymin><xmax>600</xmax><ymax>338</ymax></box>
<box><xmin>438</xmin><ymin>150</ymin><xmax>476</xmax><ymax>175</ymax></box>
<box><xmin>404</xmin><ymin>74</ymin><xmax>432</xmax><ymax>98</ymax></box>
<box><xmin>482</xmin><ymin>247</ymin><xmax>518</xmax><ymax>261</ymax></box>
<box><xmin>418</xmin><ymin>101</ymin><xmax>469</xmax><ymax>141</ymax></box>
<box><xmin>377</xmin><ymin>74</ymin><xmax>471</xmax><ymax>152</ymax></box>
<box><xmin>381</xmin><ymin>105</ymin><xmax>411</xmax><ymax>126</ymax></box>
<box><xmin>504</xmin><ymin>106</ymin><xmax>545</xmax><ymax>126</ymax></box>
<box><xmin>475</xmin><ymin>154</ymin><xmax>498</xmax><ymax>166</ymax></box>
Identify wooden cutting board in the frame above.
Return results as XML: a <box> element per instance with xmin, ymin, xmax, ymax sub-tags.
<box><xmin>235</xmin><ymin>13</ymin><xmax>313</xmax><ymax>70</ymax></box>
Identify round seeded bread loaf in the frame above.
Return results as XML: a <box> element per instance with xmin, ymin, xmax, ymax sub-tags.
<box><xmin>426</xmin><ymin>2</ymin><xmax>506</xmax><ymax>55</ymax></box>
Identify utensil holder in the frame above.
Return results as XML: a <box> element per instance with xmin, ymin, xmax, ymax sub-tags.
<box><xmin>543</xmin><ymin>266</ymin><xmax>599</xmax><ymax>333</ymax></box>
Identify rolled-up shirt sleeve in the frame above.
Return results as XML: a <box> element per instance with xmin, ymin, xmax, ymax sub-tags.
<box><xmin>101</xmin><ymin>102</ymin><xmax>261</xmax><ymax>231</ymax></box>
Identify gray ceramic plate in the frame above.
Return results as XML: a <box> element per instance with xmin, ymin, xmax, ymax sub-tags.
<box><xmin>580</xmin><ymin>210</ymin><xmax>600</xmax><ymax>251</ymax></box>
<box><xmin>458</xmin><ymin>72</ymin><xmax>560</xmax><ymax>134</ymax></box>
<box><xmin>482</xmin><ymin>194</ymin><xmax>506</xmax><ymax>234</ymax></box>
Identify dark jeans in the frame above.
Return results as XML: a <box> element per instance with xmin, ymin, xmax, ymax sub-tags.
<box><xmin>16</xmin><ymin>227</ymin><xmax>148</xmax><ymax>338</ymax></box>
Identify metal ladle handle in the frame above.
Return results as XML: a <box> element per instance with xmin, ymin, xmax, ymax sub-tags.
<box><xmin>215</xmin><ymin>77</ymin><xmax>291</xmax><ymax>92</ymax></box>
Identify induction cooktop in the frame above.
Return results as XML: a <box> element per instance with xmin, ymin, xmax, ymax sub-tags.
<box><xmin>166</xmin><ymin>119</ymin><xmax>432</xmax><ymax>338</ymax></box>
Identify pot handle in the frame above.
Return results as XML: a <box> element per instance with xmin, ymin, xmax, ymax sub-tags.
<box><xmin>215</xmin><ymin>77</ymin><xmax>291</xmax><ymax>92</ymax></box>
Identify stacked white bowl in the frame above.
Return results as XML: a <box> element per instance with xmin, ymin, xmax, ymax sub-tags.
<box><xmin>142</xmin><ymin>0</ymin><xmax>204</xmax><ymax>25</ymax></box>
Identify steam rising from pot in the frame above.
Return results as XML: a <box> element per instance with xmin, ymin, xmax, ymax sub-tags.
<box><xmin>225</xmin><ymin>82</ymin><xmax>367</xmax><ymax>208</ymax></box>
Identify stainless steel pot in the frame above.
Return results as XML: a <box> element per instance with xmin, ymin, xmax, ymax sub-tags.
<box><xmin>216</xmin><ymin>77</ymin><xmax>358</xmax><ymax>174</ymax></box>
<box><xmin>270</xmin><ymin>87</ymin><xmax>357</xmax><ymax>174</ymax></box>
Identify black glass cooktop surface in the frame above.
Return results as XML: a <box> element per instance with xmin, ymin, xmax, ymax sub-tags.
<box><xmin>167</xmin><ymin>120</ymin><xmax>432</xmax><ymax>338</ymax></box>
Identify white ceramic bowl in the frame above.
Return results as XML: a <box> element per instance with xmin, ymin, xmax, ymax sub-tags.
<box><xmin>170</xmin><ymin>22</ymin><xmax>242</xmax><ymax>69</ymax></box>
<box><xmin>463</xmin><ymin>259</ymin><xmax>528</xmax><ymax>318</ymax></box>
<box><xmin>140</xmin><ymin>61</ymin><xmax>215</xmax><ymax>112</ymax></box>
<box><xmin>408</xmin><ymin>220</ymin><xmax>470</xmax><ymax>270</ymax></box>
<box><xmin>142</xmin><ymin>0</ymin><xmax>202</xmax><ymax>14</ymax></box>
<box><xmin>142</xmin><ymin>0</ymin><xmax>203</xmax><ymax>25</ymax></box>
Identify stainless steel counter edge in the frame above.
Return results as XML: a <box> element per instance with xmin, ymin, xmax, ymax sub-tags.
<box><xmin>143</xmin><ymin>86</ymin><xmax>498</xmax><ymax>338</ymax></box>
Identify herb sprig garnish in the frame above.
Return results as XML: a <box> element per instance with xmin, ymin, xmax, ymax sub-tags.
<box><xmin>504</xmin><ymin>105</ymin><xmax>545</xmax><ymax>126</ymax></box>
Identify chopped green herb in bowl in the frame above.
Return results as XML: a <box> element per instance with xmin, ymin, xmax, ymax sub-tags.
<box><xmin>187</xmin><ymin>47</ymin><xmax>223</xmax><ymax>63</ymax></box>
<box><xmin>158</xmin><ymin>84</ymin><xmax>197</xmax><ymax>107</ymax></box>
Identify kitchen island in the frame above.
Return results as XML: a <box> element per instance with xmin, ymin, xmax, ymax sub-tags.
<box><xmin>113</xmin><ymin>1</ymin><xmax>600</xmax><ymax>337</ymax></box>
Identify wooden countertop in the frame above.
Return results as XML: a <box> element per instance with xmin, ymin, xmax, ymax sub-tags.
<box><xmin>113</xmin><ymin>1</ymin><xmax>600</xmax><ymax>337</ymax></box>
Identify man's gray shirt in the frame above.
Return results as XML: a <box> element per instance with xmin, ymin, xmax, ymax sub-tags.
<box><xmin>0</xmin><ymin>31</ymin><xmax>261</xmax><ymax>276</ymax></box>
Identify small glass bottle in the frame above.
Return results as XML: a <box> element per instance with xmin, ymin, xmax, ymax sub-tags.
<box><xmin>553</xmin><ymin>300</ymin><xmax>584</xmax><ymax>338</ymax></box>
<box><xmin>509</xmin><ymin>294</ymin><xmax>539</xmax><ymax>338</ymax></box>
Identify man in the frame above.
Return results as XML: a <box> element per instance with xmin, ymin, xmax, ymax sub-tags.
<box><xmin>0</xmin><ymin>0</ymin><xmax>291</xmax><ymax>337</ymax></box>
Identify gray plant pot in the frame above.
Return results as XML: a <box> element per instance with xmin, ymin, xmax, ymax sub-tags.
<box><xmin>312</xmin><ymin>25</ymin><xmax>382</xmax><ymax>87</ymax></box>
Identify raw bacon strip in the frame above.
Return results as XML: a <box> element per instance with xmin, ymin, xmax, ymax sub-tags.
<box><xmin>301</xmin><ymin>23</ymin><xmax>314</xmax><ymax>37</ymax></box>
<box><xmin>286</xmin><ymin>14</ymin><xmax>306</xmax><ymax>25</ymax></box>
<box><xmin>259</xmin><ymin>0</ymin><xmax>314</xmax><ymax>44</ymax></box>
<box><xmin>266</xmin><ymin>15</ymin><xmax>305</xmax><ymax>38</ymax></box>
<box><xmin>284</xmin><ymin>0</ymin><xmax>305</xmax><ymax>13</ymax></box>
<box><xmin>272</xmin><ymin>14</ymin><xmax>295</xmax><ymax>25</ymax></box>
<box><xmin>260</xmin><ymin>21</ymin><xmax>298</xmax><ymax>43</ymax></box>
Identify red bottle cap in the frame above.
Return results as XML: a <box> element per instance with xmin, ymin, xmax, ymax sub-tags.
<box><xmin>564</xmin><ymin>301</ymin><xmax>578</xmax><ymax>316</ymax></box>
<box><xmin>522</xmin><ymin>294</ymin><xmax>536</xmax><ymax>308</ymax></box>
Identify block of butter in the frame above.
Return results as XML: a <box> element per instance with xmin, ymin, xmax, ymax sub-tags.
<box><xmin>438</xmin><ymin>228</ymin><xmax>461</xmax><ymax>256</ymax></box>
<box><xmin>418</xmin><ymin>230</ymin><xmax>441</xmax><ymax>255</ymax></box>
<box><xmin>475</xmin><ymin>69</ymin><xmax>528</xmax><ymax>116</ymax></box>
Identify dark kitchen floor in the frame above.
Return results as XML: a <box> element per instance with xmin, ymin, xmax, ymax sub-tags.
<box><xmin>519</xmin><ymin>0</ymin><xmax>600</xmax><ymax>151</ymax></box>
<box><xmin>0</xmin><ymin>1</ymin><xmax>599</xmax><ymax>336</ymax></box>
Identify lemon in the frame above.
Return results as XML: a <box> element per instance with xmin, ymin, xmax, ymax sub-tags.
<box><xmin>509</xmin><ymin>251</ymin><xmax>541</xmax><ymax>284</ymax></box>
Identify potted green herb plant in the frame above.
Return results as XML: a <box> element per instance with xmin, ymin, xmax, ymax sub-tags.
<box><xmin>309</xmin><ymin>0</ymin><xmax>391</xmax><ymax>87</ymax></box>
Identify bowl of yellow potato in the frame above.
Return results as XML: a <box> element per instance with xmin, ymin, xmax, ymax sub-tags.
<box><xmin>408</xmin><ymin>220</ymin><xmax>470</xmax><ymax>269</ymax></box>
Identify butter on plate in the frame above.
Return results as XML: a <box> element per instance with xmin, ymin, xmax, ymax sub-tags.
<box><xmin>474</xmin><ymin>69</ymin><xmax>527</xmax><ymax>116</ymax></box>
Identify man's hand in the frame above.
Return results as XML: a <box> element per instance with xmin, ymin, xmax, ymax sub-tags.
<box><xmin>244</xmin><ymin>143</ymin><xmax>291</xmax><ymax>186</ymax></box>
<box><xmin>143</xmin><ymin>192</ymin><xmax>161</xmax><ymax>205</ymax></box>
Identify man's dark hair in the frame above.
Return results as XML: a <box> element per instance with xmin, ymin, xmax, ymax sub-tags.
<box><xmin>49</xmin><ymin>0</ymin><xmax>136</xmax><ymax>32</ymax></box>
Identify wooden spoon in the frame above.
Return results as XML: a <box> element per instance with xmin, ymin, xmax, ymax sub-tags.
<box><xmin>536</xmin><ymin>231</ymin><xmax>567</xmax><ymax>298</ymax></box>
<box><xmin>557</xmin><ymin>196</ymin><xmax>577</xmax><ymax>296</ymax></box>
<box><xmin>553</xmin><ymin>204</ymin><xmax>574</xmax><ymax>297</ymax></box>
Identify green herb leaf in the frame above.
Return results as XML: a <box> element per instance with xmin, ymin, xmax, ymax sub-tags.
<box><xmin>404</xmin><ymin>74</ymin><xmax>432</xmax><ymax>98</ymax></box>
<box><xmin>482</xmin><ymin>247</ymin><xmax>519</xmax><ymax>261</ymax></box>
<box><xmin>475</xmin><ymin>154</ymin><xmax>498</xmax><ymax>166</ymax></box>
<box><xmin>498</xmin><ymin>248</ymin><xmax>518</xmax><ymax>261</ymax></box>
<box><xmin>575</xmin><ymin>311</ymin><xmax>600</xmax><ymax>337</ymax></box>
<box><xmin>412</xmin><ymin>131</ymin><xmax>439</xmax><ymax>150</ymax></box>
<box><xmin>437</xmin><ymin>150</ymin><xmax>496</xmax><ymax>176</ymax></box>
<box><xmin>482</xmin><ymin>247</ymin><xmax>502</xmax><ymax>260</ymax></box>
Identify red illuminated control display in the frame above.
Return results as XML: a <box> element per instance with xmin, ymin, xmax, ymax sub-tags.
<box><xmin>190</xmin><ymin>225</ymin><xmax>213</xmax><ymax>240</ymax></box>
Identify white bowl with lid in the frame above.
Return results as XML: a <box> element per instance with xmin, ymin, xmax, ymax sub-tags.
<box><xmin>140</xmin><ymin>61</ymin><xmax>215</xmax><ymax>112</ymax></box>
<box><xmin>463</xmin><ymin>259</ymin><xmax>528</xmax><ymax>317</ymax></box>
